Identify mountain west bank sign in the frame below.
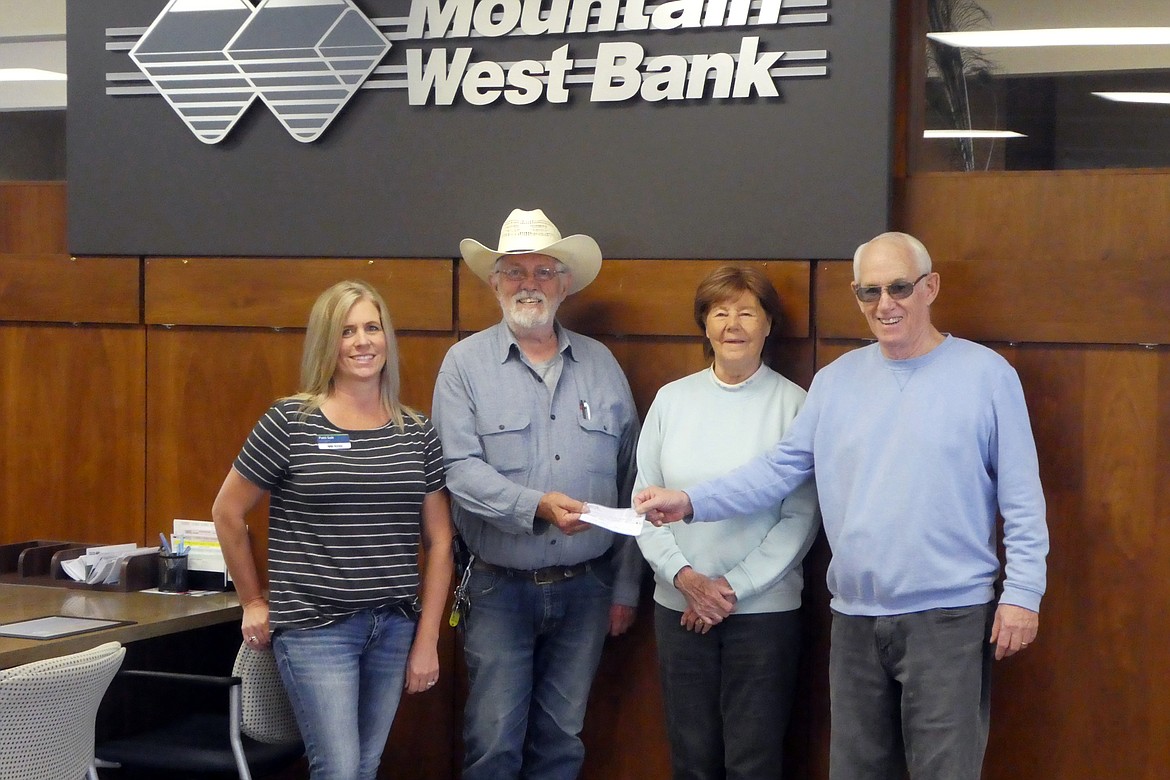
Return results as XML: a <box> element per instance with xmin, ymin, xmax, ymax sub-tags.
<box><xmin>115</xmin><ymin>0</ymin><xmax>831</xmax><ymax>143</ymax></box>
<box><xmin>67</xmin><ymin>0</ymin><xmax>893</xmax><ymax>258</ymax></box>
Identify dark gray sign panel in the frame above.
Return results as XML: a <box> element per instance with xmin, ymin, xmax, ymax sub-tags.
<box><xmin>67</xmin><ymin>0</ymin><xmax>893</xmax><ymax>259</ymax></box>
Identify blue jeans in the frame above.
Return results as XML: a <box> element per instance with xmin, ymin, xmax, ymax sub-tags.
<box><xmin>460</xmin><ymin>561</ymin><xmax>613</xmax><ymax>780</ymax></box>
<box><xmin>654</xmin><ymin>605</ymin><xmax>802</xmax><ymax>780</ymax></box>
<box><xmin>829</xmin><ymin>604</ymin><xmax>995</xmax><ymax>780</ymax></box>
<box><xmin>273</xmin><ymin>605</ymin><xmax>415</xmax><ymax>780</ymax></box>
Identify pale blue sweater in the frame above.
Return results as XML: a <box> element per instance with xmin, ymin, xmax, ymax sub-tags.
<box><xmin>635</xmin><ymin>365</ymin><xmax>819</xmax><ymax>615</ymax></box>
<box><xmin>687</xmin><ymin>336</ymin><xmax>1049</xmax><ymax>616</ymax></box>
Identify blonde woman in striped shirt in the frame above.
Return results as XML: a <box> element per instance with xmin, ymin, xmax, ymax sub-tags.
<box><xmin>213</xmin><ymin>280</ymin><xmax>454</xmax><ymax>780</ymax></box>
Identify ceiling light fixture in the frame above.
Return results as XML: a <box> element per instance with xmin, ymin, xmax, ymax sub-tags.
<box><xmin>928</xmin><ymin>28</ymin><xmax>1170</xmax><ymax>48</ymax></box>
<box><xmin>1093</xmin><ymin>91</ymin><xmax>1170</xmax><ymax>105</ymax></box>
<box><xmin>924</xmin><ymin>130</ymin><xmax>1026</xmax><ymax>139</ymax></box>
<box><xmin>0</xmin><ymin>68</ymin><xmax>67</xmax><ymax>82</ymax></box>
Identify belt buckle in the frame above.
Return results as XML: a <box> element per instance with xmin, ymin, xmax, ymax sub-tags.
<box><xmin>533</xmin><ymin>567</ymin><xmax>559</xmax><ymax>586</ymax></box>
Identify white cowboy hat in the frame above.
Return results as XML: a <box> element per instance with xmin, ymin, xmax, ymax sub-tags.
<box><xmin>460</xmin><ymin>208</ymin><xmax>602</xmax><ymax>294</ymax></box>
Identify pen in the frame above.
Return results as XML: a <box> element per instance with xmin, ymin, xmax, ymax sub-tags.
<box><xmin>579</xmin><ymin>400</ymin><xmax>591</xmax><ymax>420</ymax></box>
<box><xmin>159</xmin><ymin>532</ymin><xmax>172</xmax><ymax>554</ymax></box>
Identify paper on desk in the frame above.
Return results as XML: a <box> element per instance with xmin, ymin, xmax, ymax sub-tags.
<box><xmin>60</xmin><ymin>543</ymin><xmax>138</xmax><ymax>583</ymax></box>
<box><xmin>581</xmin><ymin>504</ymin><xmax>645</xmax><ymax>537</ymax></box>
<box><xmin>61</xmin><ymin>544</ymin><xmax>160</xmax><ymax>584</ymax></box>
<box><xmin>172</xmin><ymin>519</ymin><xmax>228</xmax><ymax>576</ymax></box>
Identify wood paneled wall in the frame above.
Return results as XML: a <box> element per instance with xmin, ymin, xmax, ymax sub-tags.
<box><xmin>0</xmin><ymin>181</ymin><xmax>820</xmax><ymax>779</ymax></box>
<box><xmin>4</xmin><ymin>155</ymin><xmax>1170</xmax><ymax>780</ymax></box>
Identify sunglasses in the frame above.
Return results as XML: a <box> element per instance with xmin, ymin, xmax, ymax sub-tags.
<box><xmin>852</xmin><ymin>273</ymin><xmax>929</xmax><ymax>303</ymax></box>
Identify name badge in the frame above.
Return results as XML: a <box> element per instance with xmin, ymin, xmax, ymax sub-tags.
<box><xmin>317</xmin><ymin>434</ymin><xmax>351</xmax><ymax>450</ymax></box>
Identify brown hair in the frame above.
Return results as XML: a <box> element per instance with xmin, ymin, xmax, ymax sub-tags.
<box><xmin>693</xmin><ymin>265</ymin><xmax>784</xmax><ymax>363</ymax></box>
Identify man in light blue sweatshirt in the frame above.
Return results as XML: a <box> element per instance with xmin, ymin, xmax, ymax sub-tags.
<box><xmin>635</xmin><ymin>232</ymin><xmax>1049</xmax><ymax>780</ymax></box>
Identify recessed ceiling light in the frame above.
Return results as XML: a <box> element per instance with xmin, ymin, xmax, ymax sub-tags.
<box><xmin>924</xmin><ymin>130</ymin><xmax>1026</xmax><ymax>139</ymax></box>
<box><xmin>1093</xmin><ymin>91</ymin><xmax>1170</xmax><ymax>105</ymax></box>
<box><xmin>928</xmin><ymin>28</ymin><xmax>1170</xmax><ymax>48</ymax></box>
<box><xmin>0</xmin><ymin>68</ymin><xmax>67</xmax><ymax>82</ymax></box>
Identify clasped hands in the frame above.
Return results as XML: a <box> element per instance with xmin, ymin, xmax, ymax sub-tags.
<box><xmin>675</xmin><ymin>566</ymin><xmax>736</xmax><ymax>634</ymax></box>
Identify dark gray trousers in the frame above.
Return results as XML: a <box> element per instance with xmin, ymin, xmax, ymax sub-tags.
<box><xmin>829</xmin><ymin>604</ymin><xmax>996</xmax><ymax>780</ymax></box>
<box><xmin>654</xmin><ymin>604</ymin><xmax>803</xmax><ymax>780</ymax></box>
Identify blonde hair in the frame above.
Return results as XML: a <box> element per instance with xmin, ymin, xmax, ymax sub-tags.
<box><xmin>287</xmin><ymin>280</ymin><xmax>420</xmax><ymax>430</ymax></box>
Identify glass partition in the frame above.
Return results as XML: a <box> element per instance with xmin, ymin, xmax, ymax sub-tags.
<box><xmin>919</xmin><ymin>0</ymin><xmax>1170</xmax><ymax>171</ymax></box>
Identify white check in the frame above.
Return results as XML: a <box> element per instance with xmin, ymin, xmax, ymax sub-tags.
<box><xmin>581</xmin><ymin>504</ymin><xmax>645</xmax><ymax>537</ymax></box>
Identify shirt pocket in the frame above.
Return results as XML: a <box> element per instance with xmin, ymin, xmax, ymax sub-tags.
<box><xmin>578</xmin><ymin>409</ymin><xmax>621</xmax><ymax>475</ymax></box>
<box><xmin>476</xmin><ymin>409</ymin><xmax>532</xmax><ymax>475</ymax></box>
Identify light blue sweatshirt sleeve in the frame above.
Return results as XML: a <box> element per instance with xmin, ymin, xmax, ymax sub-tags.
<box><xmin>990</xmin><ymin>369</ymin><xmax>1048</xmax><ymax>611</ymax></box>
<box><xmin>687</xmin><ymin>396</ymin><xmax>818</xmax><ymax>523</ymax></box>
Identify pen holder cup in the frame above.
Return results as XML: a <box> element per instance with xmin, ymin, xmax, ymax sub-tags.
<box><xmin>158</xmin><ymin>552</ymin><xmax>189</xmax><ymax>593</ymax></box>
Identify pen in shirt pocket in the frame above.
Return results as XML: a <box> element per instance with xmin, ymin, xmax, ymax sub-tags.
<box><xmin>579</xmin><ymin>400</ymin><xmax>591</xmax><ymax>420</ymax></box>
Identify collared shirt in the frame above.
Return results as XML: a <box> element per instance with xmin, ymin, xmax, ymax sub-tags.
<box><xmin>432</xmin><ymin>321</ymin><xmax>641</xmax><ymax>606</ymax></box>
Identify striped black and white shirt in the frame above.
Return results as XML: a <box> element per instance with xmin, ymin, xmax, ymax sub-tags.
<box><xmin>233</xmin><ymin>399</ymin><xmax>445</xmax><ymax>630</ymax></box>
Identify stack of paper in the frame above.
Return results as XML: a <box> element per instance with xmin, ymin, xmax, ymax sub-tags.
<box><xmin>172</xmin><ymin>519</ymin><xmax>229</xmax><ymax>580</ymax></box>
<box><xmin>60</xmin><ymin>544</ymin><xmax>161</xmax><ymax>585</ymax></box>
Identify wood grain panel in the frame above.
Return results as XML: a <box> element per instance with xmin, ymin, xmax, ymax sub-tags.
<box><xmin>815</xmin><ymin>262</ymin><xmax>870</xmax><ymax>340</ymax></box>
<box><xmin>145</xmin><ymin>327</ymin><xmax>301</xmax><ymax>555</ymax></box>
<box><xmin>145</xmin><ymin>257</ymin><xmax>454</xmax><ymax>331</ymax></box>
<box><xmin>901</xmin><ymin>171</ymin><xmax>1170</xmax><ymax>345</ymax></box>
<box><xmin>0</xmin><ymin>324</ymin><xmax>145</xmax><ymax>545</ymax></box>
<box><xmin>399</xmin><ymin>333</ymin><xmax>458</xmax><ymax>416</ymax></box>
<box><xmin>0</xmin><ymin>255</ymin><xmax>140</xmax><ymax>324</ymax></box>
<box><xmin>983</xmin><ymin>345</ymin><xmax>1170</xmax><ymax>780</ymax></box>
<box><xmin>459</xmin><ymin>260</ymin><xmax>812</xmax><ymax>338</ymax></box>
<box><xmin>0</xmin><ymin>182</ymin><xmax>67</xmax><ymax>254</ymax></box>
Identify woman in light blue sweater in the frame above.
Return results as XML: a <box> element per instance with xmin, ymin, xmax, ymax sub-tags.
<box><xmin>635</xmin><ymin>266</ymin><xmax>819</xmax><ymax>780</ymax></box>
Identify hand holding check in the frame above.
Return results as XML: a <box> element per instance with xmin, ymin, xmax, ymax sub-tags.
<box><xmin>632</xmin><ymin>487</ymin><xmax>694</xmax><ymax>526</ymax></box>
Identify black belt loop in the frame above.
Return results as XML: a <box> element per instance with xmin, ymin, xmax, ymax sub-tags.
<box><xmin>473</xmin><ymin>548</ymin><xmax>612</xmax><ymax>585</ymax></box>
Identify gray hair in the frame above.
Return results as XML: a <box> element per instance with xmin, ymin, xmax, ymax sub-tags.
<box><xmin>853</xmin><ymin>232</ymin><xmax>932</xmax><ymax>281</ymax></box>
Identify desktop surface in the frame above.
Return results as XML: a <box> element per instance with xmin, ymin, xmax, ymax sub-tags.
<box><xmin>0</xmin><ymin>583</ymin><xmax>242</xmax><ymax>668</ymax></box>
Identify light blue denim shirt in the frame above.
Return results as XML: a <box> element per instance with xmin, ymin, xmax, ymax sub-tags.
<box><xmin>432</xmin><ymin>321</ymin><xmax>642</xmax><ymax>606</ymax></box>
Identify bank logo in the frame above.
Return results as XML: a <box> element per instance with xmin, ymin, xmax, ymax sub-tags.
<box><xmin>130</xmin><ymin>0</ymin><xmax>391</xmax><ymax>144</ymax></box>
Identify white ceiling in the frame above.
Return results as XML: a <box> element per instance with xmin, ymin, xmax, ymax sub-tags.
<box><xmin>3</xmin><ymin>0</ymin><xmax>1170</xmax><ymax>111</ymax></box>
<box><xmin>0</xmin><ymin>0</ymin><xmax>66</xmax><ymax>110</ymax></box>
<box><xmin>977</xmin><ymin>0</ymin><xmax>1170</xmax><ymax>75</ymax></box>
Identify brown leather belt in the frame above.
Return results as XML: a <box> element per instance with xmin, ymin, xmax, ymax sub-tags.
<box><xmin>473</xmin><ymin>550</ymin><xmax>610</xmax><ymax>586</ymax></box>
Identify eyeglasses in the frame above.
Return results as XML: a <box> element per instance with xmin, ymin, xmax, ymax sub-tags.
<box><xmin>495</xmin><ymin>266</ymin><xmax>566</xmax><ymax>283</ymax></box>
<box><xmin>852</xmin><ymin>273</ymin><xmax>929</xmax><ymax>303</ymax></box>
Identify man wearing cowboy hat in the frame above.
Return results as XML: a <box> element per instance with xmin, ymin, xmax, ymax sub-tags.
<box><xmin>431</xmin><ymin>208</ymin><xmax>642</xmax><ymax>780</ymax></box>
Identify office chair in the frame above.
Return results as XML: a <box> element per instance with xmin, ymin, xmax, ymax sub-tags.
<box><xmin>95</xmin><ymin>641</ymin><xmax>304</xmax><ymax>780</ymax></box>
<box><xmin>0</xmin><ymin>641</ymin><xmax>126</xmax><ymax>780</ymax></box>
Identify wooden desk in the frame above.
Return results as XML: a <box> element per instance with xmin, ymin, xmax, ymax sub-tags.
<box><xmin>0</xmin><ymin>583</ymin><xmax>242</xmax><ymax>668</ymax></box>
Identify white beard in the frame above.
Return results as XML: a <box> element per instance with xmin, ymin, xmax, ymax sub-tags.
<box><xmin>500</xmin><ymin>290</ymin><xmax>559</xmax><ymax>332</ymax></box>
